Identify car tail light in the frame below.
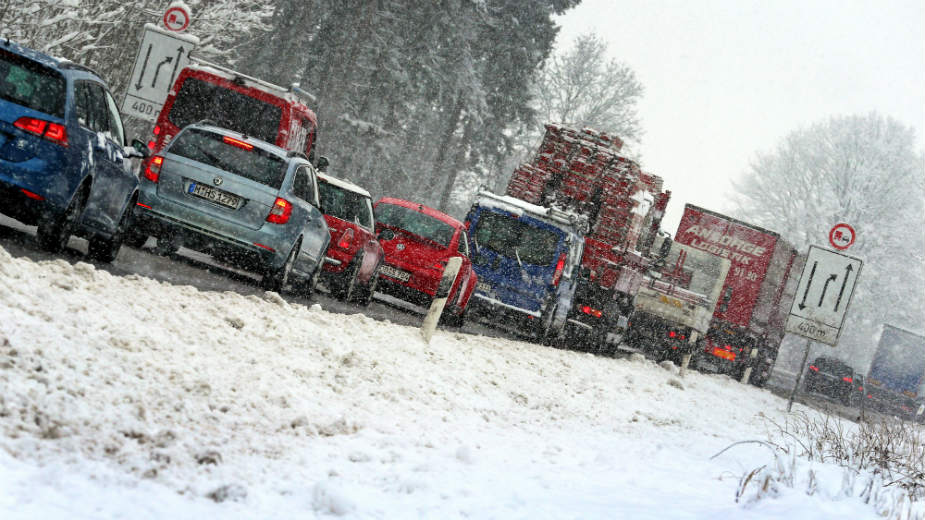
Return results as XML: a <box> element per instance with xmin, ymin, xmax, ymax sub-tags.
<box><xmin>843</xmin><ymin>376</ymin><xmax>853</xmax><ymax>383</ymax></box>
<box><xmin>580</xmin><ymin>305</ymin><xmax>603</xmax><ymax>318</ymax></box>
<box><xmin>153</xmin><ymin>125</ymin><xmax>161</xmax><ymax>136</ymax></box>
<box><xmin>223</xmin><ymin>135</ymin><xmax>254</xmax><ymax>151</ymax></box>
<box><xmin>337</xmin><ymin>228</ymin><xmax>354</xmax><ymax>250</ymax></box>
<box><xmin>144</xmin><ymin>156</ymin><xmax>163</xmax><ymax>183</ymax></box>
<box><xmin>267</xmin><ymin>197</ymin><xmax>292</xmax><ymax>224</ymax></box>
<box><xmin>551</xmin><ymin>253</ymin><xmax>566</xmax><ymax>286</ymax></box>
<box><xmin>669</xmin><ymin>331</ymin><xmax>676</xmax><ymax>338</ymax></box>
<box><xmin>14</xmin><ymin>116</ymin><xmax>68</xmax><ymax>146</ymax></box>
<box><xmin>20</xmin><ymin>189</ymin><xmax>44</xmax><ymax>201</ymax></box>
<box><xmin>809</xmin><ymin>365</ymin><xmax>819</xmax><ymax>372</ymax></box>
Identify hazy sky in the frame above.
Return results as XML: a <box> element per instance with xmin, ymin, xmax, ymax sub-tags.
<box><xmin>555</xmin><ymin>0</ymin><xmax>924</xmax><ymax>233</ymax></box>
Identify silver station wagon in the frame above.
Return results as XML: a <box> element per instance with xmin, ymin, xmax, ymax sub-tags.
<box><xmin>130</xmin><ymin>123</ymin><xmax>330</xmax><ymax>294</ymax></box>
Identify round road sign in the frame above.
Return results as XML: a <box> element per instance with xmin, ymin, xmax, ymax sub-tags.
<box><xmin>829</xmin><ymin>223</ymin><xmax>856</xmax><ymax>250</ymax></box>
<box><xmin>163</xmin><ymin>5</ymin><xmax>191</xmax><ymax>32</ymax></box>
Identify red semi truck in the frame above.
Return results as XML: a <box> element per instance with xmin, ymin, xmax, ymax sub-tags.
<box><xmin>674</xmin><ymin>204</ymin><xmax>803</xmax><ymax>386</ymax></box>
<box><xmin>506</xmin><ymin>123</ymin><xmax>670</xmax><ymax>350</ymax></box>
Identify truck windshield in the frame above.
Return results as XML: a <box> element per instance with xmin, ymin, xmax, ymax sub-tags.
<box><xmin>319</xmin><ymin>181</ymin><xmax>374</xmax><ymax>230</ymax></box>
<box><xmin>474</xmin><ymin>211</ymin><xmax>561</xmax><ymax>265</ymax></box>
<box><xmin>168</xmin><ymin>77</ymin><xmax>282</xmax><ymax>144</ymax></box>
<box><xmin>167</xmin><ymin>129</ymin><xmax>287</xmax><ymax>189</ymax></box>
<box><xmin>0</xmin><ymin>50</ymin><xmax>65</xmax><ymax>117</ymax></box>
<box><xmin>375</xmin><ymin>204</ymin><xmax>454</xmax><ymax>247</ymax></box>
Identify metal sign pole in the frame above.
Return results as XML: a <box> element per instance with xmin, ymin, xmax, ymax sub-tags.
<box><xmin>787</xmin><ymin>337</ymin><xmax>813</xmax><ymax>412</ymax></box>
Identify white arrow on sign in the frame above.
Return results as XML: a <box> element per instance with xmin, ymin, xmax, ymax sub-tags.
<box><xmin>786</xmin><ymin>245</ymin><xmax>863</xmax><ymax>345</ymax></box>
<box><xmin>121</xmin><ymin>24</ymin><xmax>199</xmax><ymax>122</ymax></box>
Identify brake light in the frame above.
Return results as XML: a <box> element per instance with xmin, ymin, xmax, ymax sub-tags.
<box><xmin>580</xmin><ymin>305</ymin><xmax>603</xmax><ymax>318</ymax></box>
<box><xmin>711</xmin><ymin>347</ymin><xmax>736</xmax><ymax>361</ymax></box>
<box><xmin>14</xmin><ymin>117</ymin><xmax>68</xmax><ymax>146</ymax></box>
<box><xmin>144</xmin><ymin>156</ymin><xmax>163</xmax><ymax>183</ymax></box>
<box><xmin>223</xmin><ymin>135</ymin><xmax>254</xmax><ymax>151</ymax></box>
<box><xmin>153</xmin><ymin>125</ymin><xmax>161</xmax><ymax>136</ymax></box>
<box><xmin>843</xmin><ymin>376</ymin><xmax>853</xmax><ymax>383</ymax></box>
<box><xmin>809</xmin><ymin>365</ymin><xmax>819</xmax><ymax>372</ymax></box>
<box><xmin>669</xmin><ymin>331</ymin><xmax>676</xmax><ymax>338</ymax></box>
<box><xmin>337</xmin><ymin>228</ymin><xmax>354</xmax><ymax>250</ymax></box>
<box><xmin>20</xmin><ymin>189</ymin><xmax>44</xmax><ymax>201</ymax></box>
<box><xmin>552</xmin><ymin>253</ymin><xmax>566</xmax><ymax>286</ymax></box>
<box><xmin>266</xmin><ymin>197</ymin><xmax>292</xmax><ymax>224</ymax></box>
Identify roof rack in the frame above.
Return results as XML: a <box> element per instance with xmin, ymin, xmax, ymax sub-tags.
<box><xmin>188</xmin><ymin>54</ymin><xmax>316</xmax><ymax>106</ymax></box>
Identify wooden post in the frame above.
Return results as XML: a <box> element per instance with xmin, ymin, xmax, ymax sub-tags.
<box><xmin>679</xmin><ymin>331</ymin><xmax>699</xmax><ymax>377</ymax></box>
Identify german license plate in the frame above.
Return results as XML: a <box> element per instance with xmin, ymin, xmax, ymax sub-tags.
<box><xmin>476</xmin><ymin>281</ymin><xmax>491</xmax><ymax>292</ymax></box>
<box><xmin>380</xmin><ymin>264</ymin><xmax>410</xmax><ymax>282</ymax></box>
<box><xmin>188</xmin><ymin>182</ymin><xmax>240</xmax><ymax>208</ymax></box>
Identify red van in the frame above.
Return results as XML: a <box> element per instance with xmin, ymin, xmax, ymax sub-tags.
<box><xmin>147</xmin><ymin>57</ymin><xmax>318</xmax><ymax>160</ymax></box>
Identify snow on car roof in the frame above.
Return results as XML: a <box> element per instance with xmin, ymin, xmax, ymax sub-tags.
<box><xmin>317</xmin><ymin>172</ymin><xmax>371</xmax><ymax>199</ymax></box>
<box><xmin>475</xmin><ymin>190</ymin><xmax>583</xmax><ymax>229</ymax></box>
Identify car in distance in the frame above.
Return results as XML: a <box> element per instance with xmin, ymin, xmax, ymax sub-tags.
<box><xmin>0</xmin><ymin>40</ymin><xmax>145</xmax><ymax>260</ymax></box>
<box><xmin>373</xmin><ymin>197</ymin><xmax>477</xmax><ymax>327</ymax></box>
<box><xmin>131</xmin><ymin>123</ymin><xmax>329</xmax><ymax>294</ymax></box>
<box><xmin>804</xmin><ymin>356</ymin><xmax>856</xmax><ymax>405</ymax></box>
<box><xmin>317</xmin><ymin>171</ymin><xmax>383</xmax><ymax>305</ymax></box>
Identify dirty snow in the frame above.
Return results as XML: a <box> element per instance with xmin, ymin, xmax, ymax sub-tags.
<box><xmin>0</xmin><ymin>244</ymin><xmax>888</xmax><ymax>518</ymax></box>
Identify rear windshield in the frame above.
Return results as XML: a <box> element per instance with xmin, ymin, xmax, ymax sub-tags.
<box><xmin>376</xmin><ymin>203</ymin><xmax>455</xmax><ymax>247</ymax></box>
<box><xmin>319</xmin><ymin>180</ymin><xmax>374</xmax><ymax>230</ymax></box>
<box><xmin>0</xmin><ymin>50</ymin><xmax>65</xmax><ymax>117</ymax></box>
<box><xmin>167</xmin><ymin>129</ymin><xmax>287</xmax><ymax>188</ymax></box>
<box><xmin>168</xmin><ymin>77</ymin><xmax>282</xmax><ymax>144</ymax></box>
<box><xmin>473</xmin><ymin>211</ymin><xmax>562</xmax><ymax>265</ymax></box>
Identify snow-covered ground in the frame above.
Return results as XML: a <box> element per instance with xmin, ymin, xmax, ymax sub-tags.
<box><xmin>0</xmin><ymin>244</ymin><xmax>891</xmax><ymax>518</ymax></box>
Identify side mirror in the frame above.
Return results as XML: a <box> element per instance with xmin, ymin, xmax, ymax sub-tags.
<box><xmin>125</xmin><ymin>138</ymin><xmax>150</xmax><ymax>159</ymax></box>
<box><xmin>377</xmin><ymin>229</ymin><xmax>395</xmax><ymax>241</ymax></box>
<box><xmin>316</xmin><ymin>155</ymin><xmax>329</xmax><ymax>172</ymax></box>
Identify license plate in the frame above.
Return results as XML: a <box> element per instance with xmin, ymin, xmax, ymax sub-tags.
<box><xmin>380</xmin><ymin>264</ymin><xmax>410</xmax><ymax>282</ymax></box>
<box><xmin>188</xmin><ymin>182</ymin><xmax>241</xmax><ymax>208</ymax></box>
<box><xmin>476</xmin><ymin>281</ymin><xmax>491</xmax><ymax>292</ymax></box>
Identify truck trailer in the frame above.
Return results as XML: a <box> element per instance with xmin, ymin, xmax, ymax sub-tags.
<box><xmin>674</xmin><ymin>204</ymin><xmax>803</xmax><ymax>386</ymax></box>
<box><xmin>866</xmin><ymin>324</ymin><xmax>925</xmax><ymax>420</ymax></box>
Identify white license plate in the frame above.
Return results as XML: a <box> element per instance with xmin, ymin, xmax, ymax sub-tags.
<box><xmin>188</xmin><ymin>182</ymin><xmax>240</xmax><ymax>208</ymax></box>
<box><xmin>476</xmin><ymin>281</ymin><xmax>491</xmax><ymax>292</ymax></box>
<box><xmin>380</xmin><ymin>264</ymin><xmax>411</xmax><ymax>282</ymax></box>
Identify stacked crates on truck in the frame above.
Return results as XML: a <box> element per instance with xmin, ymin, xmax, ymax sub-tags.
<box><xmin>505</xmin><ymin>123</ymin><xmax>670</xmax><ymax>350</ymax></box>
<box><xmin>674</xmin><ymin>204</ymin><xmax>803</xmax><ymax>386</ymax></box>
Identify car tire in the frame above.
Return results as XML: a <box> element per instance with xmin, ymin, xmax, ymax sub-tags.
<box><xmin>296</xmin><ymin>262</ymin><xmax>323</xmax><ymax>299</ymax></box>
<box><xmin>262</xmin><ymin>240</ymin><xmax>299</xmax><ymax>293</ymax></box>
<box><xmin>36</xmin><ymin>187</ymin><xmax>87</xmax><ymax>253</ymax></box>
<box><xmin>353</xmin><ymin>264</ymin><xmax>380</xmax><ymax>307</ymax></box>
<box><xmin>333</xmin><ymin>254</ymin><xmax>362</xmax><ymax>302</ymax></box>
<box><xmin>87</xmin><ymin>201</ymin><xmax>132</xmax><ymax>263</ymax></box>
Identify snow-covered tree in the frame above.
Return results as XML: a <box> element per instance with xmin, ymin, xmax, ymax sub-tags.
<box><xmin>731</xmin><ymin>113</ymin><xmax>925</xmax><ymax>371</ymax></box>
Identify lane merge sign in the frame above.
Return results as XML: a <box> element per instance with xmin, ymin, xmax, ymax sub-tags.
<box><xmin>786</xmin><ymin>245</ymin><xmax>863</xmax><ymax>346</ymax></box>
<box><xmin>121</xmin><ymin>23</ymin><xmax>198</xmax><ymax>122</ymax></box>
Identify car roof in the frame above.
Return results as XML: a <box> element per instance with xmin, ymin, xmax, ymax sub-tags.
<box><xmin>375</xmin><ymin>197</ymin><xmax>464</xmax><ymax>229</ymax></box>
<box><xmin>318</xmin><ymin>172</ymin><xmax>371</xmax><ymax>199</ymax></box>
<box><xmin>181</xmin><ymin>123</ymin><xmax>294</xmax><ymax>159</ymax></box>
<box><xmin>1</xmin><ymin>39</ymin><xmax>102</xmax><ymax>79</ymax></box>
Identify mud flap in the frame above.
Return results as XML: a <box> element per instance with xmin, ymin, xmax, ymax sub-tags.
<box><xmin>421</xmin><ymin>257</ymin><xmax>463</xmax><ymax>343</ymax></box>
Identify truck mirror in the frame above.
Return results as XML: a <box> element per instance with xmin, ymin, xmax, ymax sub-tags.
<box><xmin>658</xmin><ymin>236</ymin><xmax>673</xmax><ymax>258</ymax></box>
<box><xmin>316</xmin><ymin>155</ymin><xmax>330</xmax><ymax>172</ymax></box>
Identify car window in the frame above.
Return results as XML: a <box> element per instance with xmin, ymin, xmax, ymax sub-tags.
<box><xmin>167</xmin><ymin>129</ymin><xmax>287</xmax><ymax>188</ymax></box>
<box><xmin>457</xmin><ymin>231</ymin><xmax>469</xmax><ymax>257</ymax></box>
<box><xmin>75</xmin><ymin>81</ymin><xmax>109</xmax><ymax>134</ymax></box>
<box><xmin>292</xmin><ymin>166</ymin><xmax>313</xmax><ymax>202</ymax></box>
<box><xmin>375</xmin><ymin>203</ymin><xmax>454</xmax><ymax>247</ymax></box>
<box><xmin>0</xmin><ymin>49</ymin><xmax>66</xmax><ymax>117</ymax></box>
<box><xmin>103</xmin><ymin>89</ymin><xmax>125</xmax><ymax>145</ymax></box>
<box><xmin>168</xmin><ymin>77</ymin><xmax>282</xmax><ymax>144</ymax></box>
<box><xmin>320</xmin><ymin>180</ymin><xmax>374</xmax><ymax>230</ymax></box>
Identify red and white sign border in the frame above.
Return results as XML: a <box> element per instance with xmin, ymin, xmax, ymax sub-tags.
<box><xmin>828</xmin><ymin>223</ymin><xmax>856</xmax><ymax>251</ymax></box>
<box><xmin>163</xmin><ymin>5</ymin><xmax>190</xmax><ymax>32</ymax></box>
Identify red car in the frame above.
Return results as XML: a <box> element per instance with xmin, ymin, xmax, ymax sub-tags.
<box><xmin>318</xmin><ymin>172</ymin><xmax>383</xmax><ymax>305</ymax></box>
<box><xmin>373</xmin><ymin>197</ymin><xmax>477</xmax><ymax>327</ymax></box>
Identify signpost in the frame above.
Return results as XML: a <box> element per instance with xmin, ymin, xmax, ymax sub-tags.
<box><xmin>121</xmin><ymin>22</ymin><xmax>198</xmax><ymax>122</ymax></box>
<box><xmin>786</xmin><ymin>242</ymin><xmax>863</xmax><ymax>411</ymax></box>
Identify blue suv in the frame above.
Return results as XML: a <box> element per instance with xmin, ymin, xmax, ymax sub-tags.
<box><xmin>0</xmin><ymin>39</ymin><xmax>145</xmax><ymax>260</ymax></box>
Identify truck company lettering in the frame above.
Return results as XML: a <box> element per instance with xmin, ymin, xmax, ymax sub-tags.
<box><xmin>681</xmin><ymin>225</ymin><xmax>767</xmax><ymax>265</ymax></box>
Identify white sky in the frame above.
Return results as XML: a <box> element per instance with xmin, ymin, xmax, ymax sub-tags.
<box><xmin>555</xmin><ymin>0</ymin><xmax>925</xmax><ymax>232</ymax></box>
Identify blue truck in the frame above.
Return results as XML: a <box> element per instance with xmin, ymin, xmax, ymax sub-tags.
<box><xmin>463</xmin><ymin>190</ymin><xmax>586</xmax><ymax>342</ymax></box>
<box><xmin>865</xmin><ymin>324</ymin><xmax>925</xmax><ymax>420</ymax></box>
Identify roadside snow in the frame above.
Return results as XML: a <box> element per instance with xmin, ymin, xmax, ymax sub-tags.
<box><xmin>0</xmin><ymin>245</ymin><xmax>886</xmax><ymax>518</ymax></box>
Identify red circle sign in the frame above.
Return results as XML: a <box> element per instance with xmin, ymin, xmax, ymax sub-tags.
<box><xmin>829</xmin><ymin>223</ymin><xmax>856</xmax><ymax>250</ymax></box>
<box><xmin>163</xmin><ymin>6</ymin><xmax>190</xmax><ymax>32</ymax></box>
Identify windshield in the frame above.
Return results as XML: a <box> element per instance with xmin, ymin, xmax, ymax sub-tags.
<box><xmin>474</xmin><ymin>211</ymin><xmax>562</xmax><ymax>265</ymax></box>
<box><xmin>167</xmin><ymin>129</ymin><xmax>287</xmax><ymax>189</ymax></box>
<box><xmin>319</xmin><ymin>180</ymin><xmax>374</xmax><ymax>230</ymax></box>
<box><xmin>168</xmin><ymin>77</ymin><xmax>282</xmax><ymax>144</ymax></box>
<box><xmin>0</xmin><ymin>50</ymin><xmax>65</xmax><ymax>117</ymax></box>
<box><xmin>376</xmin><ymin>203</ymin><xmax>455</xmax><ymax>247</ymax></box>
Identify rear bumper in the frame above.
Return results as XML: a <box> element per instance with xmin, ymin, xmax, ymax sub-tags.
<box><xmin>469</xmin><ymin>293</ymin><xmax>542</xmax><ymax>333</ymax></box>
<box><xmin>0</xmin><ymin>147</ymin><xmax>77</xmax><ymax>224</ymax></box>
